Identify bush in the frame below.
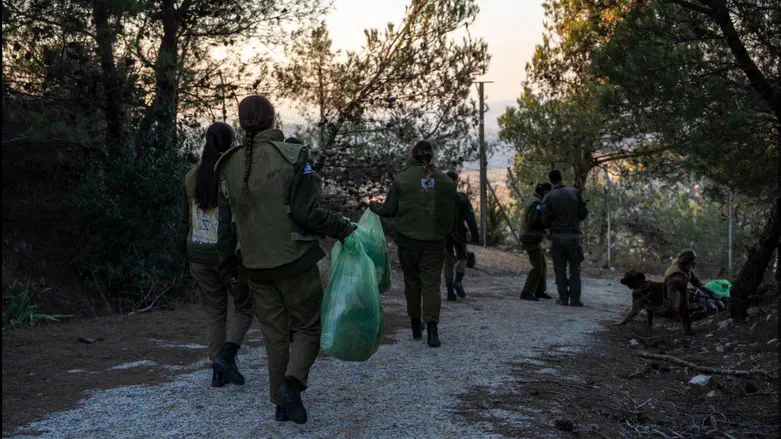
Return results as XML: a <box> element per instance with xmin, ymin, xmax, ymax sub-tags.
<box><xmin>73</xmin><ymin>145</ymin><xmax>190</xmax><ymax>312</ymax></box>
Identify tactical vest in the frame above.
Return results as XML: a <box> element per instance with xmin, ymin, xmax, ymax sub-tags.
<box><xmin>183</xmin><ymin>168</ymin><xmax>220</xmax><ymax>257</ymax></box>
<box><xmin>216</xmin><ymin>132</ymin><xmax>318</xmax><ymax>269</ymax></box>
<box><xmin>664</xmin><ymin>262</ymin><xmax>690</xmax><ymax>284</ymax></box>
<box><xmin>394</xmin><ymin>162</ymin><xmax>456</xmax><ymax>242</ymax></box>
<box><xmin>521</xmin><ymin>194</ymin><xmax>545</xmax><ymax>239</ymax></box>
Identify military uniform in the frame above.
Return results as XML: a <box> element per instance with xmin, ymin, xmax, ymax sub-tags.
<box><xmin>444</xmin><ymin>191</ymin><xmax>479</xmax><ymax>299</ymax></box>
<box><xmin>543</xmin><ymin>183</ymin><xmax>588</xmax><ymax>305</ymax></box>
<box><xmin>663</xmin><ymin>260</ymin><xmax>703</xmax><ymax>334</ymax></box>
<box><xmin>215</xmin><ymin>129</ymin><xmax>354</xmax><ymax>409</ymax></box>
<box><xmin>373</xmin><ymin>159</ymin><xmax>455</xmax><ymax>344</ymax></box>
<box><xmin>181</xmin><ymin>169</ymin><xmax>254</xmax><ymax>366</ymax></box>
<box><xmin>520</xmin><ymin>192</ymin><xmax>547</xmax><ymax>299</ymax></box>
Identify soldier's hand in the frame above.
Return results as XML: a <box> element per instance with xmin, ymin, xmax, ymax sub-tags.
<box><xmin>339</xmin><ymin>223</ymin><xmax>358</xmax><ymax>244</ymax></box>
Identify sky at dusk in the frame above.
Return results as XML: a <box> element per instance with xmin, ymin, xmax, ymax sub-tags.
<box><xmin>326</xmin><ymin>0</ymin><xmax>546</xmax><ymax>131</ymax></box>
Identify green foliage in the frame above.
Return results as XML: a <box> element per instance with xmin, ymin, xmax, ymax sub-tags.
<box><xmin>484</xmin><ymin>192</ymin><xmax>505</xmax><ymax>247</ymax></box>
<box><xmin>274</xmin><ymin>3</ymin><xmax>490</xmax><ymax>201</ymax></box>
<box><xmin>73</xmin><ymin>145</ymin><xmax>189</xmax><ymax>312</ymax></box>
<box><xmin>2</xmin><ymin>281</ymin><xmax>72</xmax><ymax>330</ymax></box>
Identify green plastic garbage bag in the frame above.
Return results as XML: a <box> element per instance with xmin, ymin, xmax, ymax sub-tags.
<box><xmin>705</xmin><ymin>279</ymin><xmax>732</xmax><ymax>298</ymax></box>
<box><xmin>321</xmin><ymin>234</ymin><xmax>384</xmax><ymax>362</ymax></box>
<box><xmin>354</xmin><ymin>210</ymin><xmax>392</xmax><ymax>294</ymax></box>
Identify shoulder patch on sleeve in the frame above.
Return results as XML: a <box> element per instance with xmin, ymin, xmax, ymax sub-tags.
<box><xmin>303</xmin><ymin>163</ymin><xmax>313</xmax><ymax>174</ymax></box>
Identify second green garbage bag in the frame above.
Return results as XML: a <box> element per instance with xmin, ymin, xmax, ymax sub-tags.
<box><xmin>353</xmin><ymin>209</ymin><xmax>392</xmax><ymax>294</ymax></box>
<box><xmin>321</xmin><ymin>234</ymin><xmax>384</xmax><ymax>362</ymax></box>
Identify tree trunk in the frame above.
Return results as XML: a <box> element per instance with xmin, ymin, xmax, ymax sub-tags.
<box><xmin>774</xmin><ymin>242</ymin><xmax>781</xmax><ymax>286</ymax></box>
<box><xmin>93</xmin><ymin>1</ymin><xmax>124</xmax><ymax>153</ymax></box>
<box><xmin>138</xmin><ymin>0</ymin><xmax>180</xmax><ymax>150</ymax></box>
<box><xmin>730</xmin><ymin>196</ymin><xmax>781</xmax><ymax>319</ymax></box>
<box><xmin>709</xmin><ymin>0</ymin><xmax>781</xmax><ymax>122</ymax></box>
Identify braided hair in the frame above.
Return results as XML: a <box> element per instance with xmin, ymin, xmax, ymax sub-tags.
<box><xmin>238</xmin><ymin>96</ymin><xmax>276</xmax><ymax>193</ymax></box>
<box><xmin>411</xmin><ymin>140</ymin><xmax>435</xmax><ymax>180</ymax></box>
<box><xmin>242</xmin><ymin>131</ymin><xmax>257</xmax><ymax>193</ymax></box>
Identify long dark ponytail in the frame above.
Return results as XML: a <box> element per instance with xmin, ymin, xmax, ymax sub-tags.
<box><xmin>195</xmin><ymin>122</ymin><xmax>235</xmax><ymax>210</ymax></box>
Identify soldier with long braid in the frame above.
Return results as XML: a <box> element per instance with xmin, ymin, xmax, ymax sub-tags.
<box><xmin>215</xmin><ymin>96</ymin><xmax>355</xmax><ymax>424</ymax></box>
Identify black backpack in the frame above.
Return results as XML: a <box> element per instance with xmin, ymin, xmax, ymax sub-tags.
<box><xmin>529</xmin><ymin>201</ymin><xmax>547</xmax><ymax>231</ymax></box>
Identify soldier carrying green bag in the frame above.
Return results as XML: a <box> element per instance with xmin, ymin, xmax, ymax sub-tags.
<box><xmin>215</xmin><ymin>95</ymin><xmax>355</xmax><ymax>425</ymax></box>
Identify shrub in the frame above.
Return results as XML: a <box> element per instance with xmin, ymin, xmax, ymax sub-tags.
<box><xmin>73</xmin><ymin>144</ymin><xmax>190</xmax><ymax>313</ymax></box>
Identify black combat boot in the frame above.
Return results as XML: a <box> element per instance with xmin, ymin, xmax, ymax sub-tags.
<box><xmin>520</xmin><ymin>291</ymin><xmax>539</xmax><ymax>301</ymax></box>
<box><xmin>427</xmin><ymin>323</ymin><xmax>441</xmax><ymax>347</ymax></box>
<box><xmin>211</xmin><ymin>369</ymin><xmax>228</xmax><ymax>388</ymax></box>
<box><xmin>411</xmin><ymin>318</ymin><xmax>423</xmax><ymax>340</ymax></box>
<box><xmin>277</xmin><ymin>376</ymin><xmax>307</xmax><ymax>425</ymax></box>
<box><xmin>536</xmin><ymin>291</ymin><xmax>553</xmax><ymax>299</ymax></box>
<box><xmin>275</xmin><ymin>405</ymin><xmax>289</xmax><ymax>422</ymax></box>
<box><xmin>446</xmin><ymin>283</ymin><xmax>457</xmax><ymax>301</ymax></box>
<box><xmin>213</xmin><ymin>342</ymin><xmax>245</xmax><ymax>386</ymax></box>
<box><xmin>454</xmin><ymin>272</ymin><xmax>466</xmax><ymax>298</ymax></box>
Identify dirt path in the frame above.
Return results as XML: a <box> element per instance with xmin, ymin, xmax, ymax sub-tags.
<box><xmin>4</xmin><ymin>262</ymin><xmax>631</xmax><ymax>438</ymax></box>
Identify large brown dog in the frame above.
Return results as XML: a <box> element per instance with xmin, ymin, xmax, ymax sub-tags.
<box><xmin>614</xmin><ymin>270</ymin><xmax>666</xmax><ymax>331</ymax></box>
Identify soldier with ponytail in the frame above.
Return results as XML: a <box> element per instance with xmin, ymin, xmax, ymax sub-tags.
<box><xmin>214</xmin><ymin>95</ymin><xmax>356</xmax><ymax>425</ymax></box>
<box><xmin>181</xmin><ymin>122</ymin><xmax>254</xmax><ymax>389</ymax></box>
<box><xmin>370</xmin><ymin>140</ymin><xmax>456</xmax><ymax>348</ymax></box>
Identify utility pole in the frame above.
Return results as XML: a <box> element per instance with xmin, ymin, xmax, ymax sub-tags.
<box><xmin>476</xmin><ymin>81</ymin><xmax>492</xmax><ymax>247</ymax></box>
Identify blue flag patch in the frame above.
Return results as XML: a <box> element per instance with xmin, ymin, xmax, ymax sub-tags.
<box><xmin>420</xmin><ymin>178</ymin><xmax>435</xmax><ymax>189</ymax></box>
<box><xmin>303</xmin><ymin>163</ymin><xmax>313</xmax><ymax>175</ymax></box>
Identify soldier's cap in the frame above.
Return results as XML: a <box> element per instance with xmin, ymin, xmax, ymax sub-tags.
<box><xmin>678</xmin><ymin>249</ymin><xmax>697</xmax><ymax>264</ymax></box>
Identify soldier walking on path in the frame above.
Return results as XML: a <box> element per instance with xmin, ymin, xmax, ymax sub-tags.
<box><xmin>215</xmin><ymin>96</ymin><xmax>356</xmax><ymax>425</ymax></box>
<box><xmin>371</xmin><ymin>141</ymin><xmax>456</xmax><ymax>347</ymax></box>
<box><xmin>443</xmin><ymin>171</ymin><xmax>480</xmax><ymax>301</ymax></box>
<box><xmin>543</xmin><ymin>169</ymin><xmax>589</xmax><ymax>306</ymax></box>
<box><xmin>520</xmin><ymin>183</ymin><xmax>553</xmax><ymax>301</ymax></box>
<box><xmin>180</xmin><ymin>122</ymin><xmax>254</xmax><ymax>388</ymax></box>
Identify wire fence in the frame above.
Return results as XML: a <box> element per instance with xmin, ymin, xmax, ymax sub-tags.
<box><xmin>485</xmin><ymin>167</ymin><xmax>755</xmax><ymax>281</ymax></box>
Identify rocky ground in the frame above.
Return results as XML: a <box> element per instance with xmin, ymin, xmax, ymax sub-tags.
<box><xmin>2</xmin><ymin>246</ymin><xmax>778</xmax><ymax>438</ymax></box>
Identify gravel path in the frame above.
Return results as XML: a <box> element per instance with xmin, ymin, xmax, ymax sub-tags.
<box><xmin>10</xmin><ymin>275</ymin><xmax>630</xmax><ymax>439</ymax></box>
